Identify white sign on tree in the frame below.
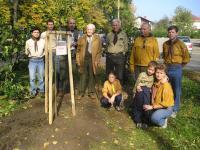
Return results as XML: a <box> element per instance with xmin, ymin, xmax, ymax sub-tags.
<box><xmin>56</xmin><ymin>41</ymin><xmax>67</xmax><ymax>55</ymax></box>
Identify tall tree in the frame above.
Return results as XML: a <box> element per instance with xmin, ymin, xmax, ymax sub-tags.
<box><xmin>152</xmin><ymin>16</ymin><xmax>170</xmax><ymax>37</ymax></box>
<box><xmin>173</xmin><ymin>6</ymin><xmax>193</xmax><ymax>33</ymax></box>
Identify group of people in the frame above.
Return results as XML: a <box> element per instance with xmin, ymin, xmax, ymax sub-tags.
<box><xmin>25</xmin><ymin>18</ymin><xmax>190</xmax><ymax>128</ymax></box>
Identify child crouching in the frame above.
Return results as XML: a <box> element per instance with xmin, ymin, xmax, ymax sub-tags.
<box><xmin>101</xmin><ymin>72</ymin><xmax>123</xmax><ymax>111</ymax></box>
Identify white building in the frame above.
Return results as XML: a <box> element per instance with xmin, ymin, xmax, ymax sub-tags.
<box><xmin>192</xmin><ymin>15</ymin><xmax>200</xmax><ymax>30</ymax></box>
<box><xmin>135</xmin><ymin>16</ymin><xmax>154</xmax><ymax>29</ymax></box>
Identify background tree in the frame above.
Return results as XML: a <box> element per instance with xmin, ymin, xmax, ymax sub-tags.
<box><xmin>153</xmin><ymin>16</ymin><xmax>170</xmax><ymax>37</ymax></box>
<box><xmin>172</xmin><ymin>6</ymin><xmax>193</xmax><ymax>34</ymax></box>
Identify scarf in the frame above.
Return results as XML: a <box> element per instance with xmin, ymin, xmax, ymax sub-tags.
<box><xmin>32</xmin><ymin>37</ymin><xmax>39</xmax><ymax>52</ymax></box>
<box><xmin>141</xmin><ymin>33</ymin><xmax>153</xmax><ymax>49</ymax></box>
<box><xmin>167</xmin><ymin>38</ymin><xmax>178</xmax><ymax>57</ymax></box>
<box><xmin>112</xmin><ymin>29</ymin><xmax>121</xmax><ymax>45</ymax></box>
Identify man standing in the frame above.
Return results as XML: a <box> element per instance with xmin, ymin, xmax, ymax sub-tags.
<box><xmin>163</xmin><ymin>25</ymin><xmax>190</xmax><ymax>117</ymax></box>
<box><xmin>41</xmin><ymin>19</ymin><xmax>57</xmax><ymax>50</ymax></box>
<box><xmin>106</xmin><ymin>19</ymin><xmax>128</xmax><ymax>84</ymax></box>
<box><xmin>66</xmin><ymin>18</ymin><xmax>81</xmax><ymax>58</ymax></box>
<box><xmin>129</xmin><ymin>23</ymin><xmax>160</xmax><ymax>79</ymax></box>
<box><xmin>76</xmin><ymin>24</ymin><xmax>102</xmax><ymax>99</ymax></box>
<box><xmin>66</xmin><ymin>18</ymin><xmax>82</xmax><ymax>91</ymax></box>
<box><xmin>25</xmin><ymin>27</ymin><xmax>45</xmax><ymax>97</ymax></box>
<box><xmin>41</xmin><ymin>19</ymin><xmax>68</xmax><ymax>96</ymax></box>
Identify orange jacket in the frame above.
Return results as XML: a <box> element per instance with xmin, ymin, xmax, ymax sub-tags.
<box><xmin>129</xmin><ymin>36</ymin><xmax>159</xmax><ymax>72</ymax></box>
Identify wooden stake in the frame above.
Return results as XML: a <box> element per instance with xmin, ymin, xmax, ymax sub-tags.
<box><xmin>45</xmin><ymin>32</ymin><xmax>49</xmax><ymax>113</ymax></box>
<box><xmin>48</xmin><ymin>35</ymin><xmax>53</xmax><ymax>124</ymax></box>
<box><xmin>67</xmin><ymin>34</ymin><xmax>76</xmax><ymax>116</ymax></box>
<box><xmin>54</xmin><ymin>56</ymin><xmax>57</xmax><ymax>117</ymax></box>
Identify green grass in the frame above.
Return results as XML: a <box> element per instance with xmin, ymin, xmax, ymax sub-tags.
<box><xmin>0</xmin><ymin>97</ymin><xmax>20</xmax><ymax>117</ymax></box>
<box><xmin>1</xmin><ymin>62</ymin><xmax>200</xmax><ymax>149</ymax></box>
<box><xmin>90</xmin><ymin>75</ymin><xmax>200</xmax><ymax>150</ymax></box>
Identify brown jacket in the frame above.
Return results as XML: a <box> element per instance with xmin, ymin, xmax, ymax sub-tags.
<box><xmin>76</xmin><ymin>34</ymin><xmax>102</xmax><ymax>74</ymax></box>
<box><xmin>163</xmin><ymin>39</ymin><xmax>190</xmax><ymax>64</ymax></box>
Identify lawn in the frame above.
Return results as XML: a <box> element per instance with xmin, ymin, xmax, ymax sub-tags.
<box><xmin>90</xmin><ymin>71</ymin><xmax>200</xmax><ymax>150</ymax></box>
<box><xmin>0</xmin><ymin>66</ymin><xmax>200</xmax><ymax>149</ymax></box>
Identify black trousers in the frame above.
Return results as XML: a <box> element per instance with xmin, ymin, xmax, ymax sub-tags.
<box><xmin>78</xmin><ymin>57</ymin><xmax>95</xmax><ymax>95</ymax></box>
<box><xmin>133</xmin><ymin>86</ymin><xmax>151</xmax><ymax>124</ymax></box>
<box><xmin>106</xmin><ymin>53</ymin><xmax>125</xmax><ymax>84</ymax></box>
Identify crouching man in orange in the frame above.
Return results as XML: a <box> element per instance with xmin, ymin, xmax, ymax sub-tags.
<box><xmin>101</xmin><ymin>72</ymin><xmax>123</xmax><ymax>111</ymax></box>
<box><xmin>143</xmin><ymin>64</ymin><xmax>174</xmax><ymax>128</ymax></box>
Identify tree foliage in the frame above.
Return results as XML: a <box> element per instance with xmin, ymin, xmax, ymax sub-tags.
<box><xmin>172</xmin><ymin>6</ymin><xmax>193</xmax><ymax>33</ymax></box>
<box><xmin>153</xmin><ymin>16</ymin><xmax>170</xmax><ymax>37</ymax></box>
<box><xmin>0</xmin><ymin>0</ymin><xmax>136</xmax><ymax>100</ymax></box>
<box><xmin>0</xmin><ymin>0</ymin><xmax>136</xmax><ymax>62</ymax></box>
<box><xmin>153</xmin><ymin>6</ymin><xmax>197</xmax><ymax>37</ymax></box>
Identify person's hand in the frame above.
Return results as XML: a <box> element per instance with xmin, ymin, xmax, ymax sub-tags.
<box><xmin>161</xmin><ymin>75</ymin><xmax>168</xmax><ymax>84</ymax></box>
<box><xmin>71</xmin><ymin>42</ymin><xmax>77</xmax><ymax>47</ymax></box>
<box><xmin>95</xmin><ymin>61</ymin><xmax>99</xmax><ymax>67</ymax></box>
<box><xmin>143</xmin><ymin>104</ymin><xmax>153</xmax><ymax>111</ymax></box>
<box><xmin>136</xmin><ymin>85</ymin><xmax>142</xmax><ymax>92</ymax></box>
<box><xmin>109</xmin><ymin>95</ymin><xmax>115</xmax><ymax>104</ymax></box>
<box><xmin>132</xmin><ymin>93</ymin><xmax>135</xmax><ymax>99</ymax></box>
<box><xmin>76</xmin><ymin>61</ymin><xmax>80</xmax><ymax>66</ymax></box>
<box><xmin>182</xmin><ymin>63</ymin><xmax>187</xmax><ymax>67</ymax></box>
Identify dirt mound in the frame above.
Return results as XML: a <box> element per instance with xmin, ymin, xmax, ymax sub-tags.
<box><xmin>0</xmin><ymin>95</ymin><xmax>113</xmax><ymax>150</ymax></box>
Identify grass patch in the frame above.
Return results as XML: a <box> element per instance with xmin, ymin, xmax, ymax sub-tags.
<box><xmin>0</xmin><ymin>97</ymin><xmax>20</xmax><ymax>117</ymax></box>
<box><xmin>90</xmin><ymin>74</ymin><xmax>200</xmax><ymax>150</ymax></box>
<box><xmin>146</xmin><ymin>76</ymin><xmax>200</xmax><ymax>149</ymax></box>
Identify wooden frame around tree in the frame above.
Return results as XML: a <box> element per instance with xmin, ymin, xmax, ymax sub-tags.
<box><xmin>45</xmin><ymin>31</ymin><xmax>76</xmax><ymax>125</ymax></box>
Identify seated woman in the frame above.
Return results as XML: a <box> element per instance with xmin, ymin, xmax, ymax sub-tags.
<box><xmin>101</xmin><ymin>72</ymin><xmax>122</xmax><ymax>111</ymax></box>
<box><xmin>143</xmin><ymin>63</ymin><xmax>174</xmax><ymax>128</ymax></box>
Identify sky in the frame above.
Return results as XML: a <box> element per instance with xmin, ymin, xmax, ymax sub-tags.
<box><xmin>133</xmin><ymin>0</ymin><xmax>200</xmax><ymax>22</ymax></box>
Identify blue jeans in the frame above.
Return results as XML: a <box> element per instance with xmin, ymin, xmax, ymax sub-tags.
<box><xmin>28</xmin><ymin>58</ymin><xmax>44</xmax><ymax>95</ymax></box>
<box><xmin>167</xmin><ymin>64</ymin><xmax>182</xmax><ymax>112</ymax></box>
<box><xmin>151</xmin><ymin>107</ymin><xmax>173</xmax><ymax>126</ymax></box>
<box><xmin>101</xmin><ymin>94</ymin><xmax>122</xmax><ymax>108</ymax></box>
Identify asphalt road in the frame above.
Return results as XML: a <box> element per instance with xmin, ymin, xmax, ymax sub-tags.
<box><xmin>185</xmin><ymin>39</ymin><xmax>200</xmax><ymax>71</ymax></box>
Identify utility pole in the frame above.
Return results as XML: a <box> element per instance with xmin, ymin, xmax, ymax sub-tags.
<box><xmin>118</xmin><ymin>0</ymin><xmax>120</xmax><ymax>19</ymax></box>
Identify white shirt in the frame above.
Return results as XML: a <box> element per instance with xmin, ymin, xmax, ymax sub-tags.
<box><xmin>25</xmin><ymin>38</ymin><xmax>45</xmax><ymax>58</ymax></box>
<box><xmin>41</xmin><ymin>31</ymin><xmax>57</xmax><ymax>50</ymax></box>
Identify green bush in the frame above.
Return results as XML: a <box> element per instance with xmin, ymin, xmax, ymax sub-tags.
<box><xmin>0</xmin><ymin>64</ymin><xmax>29</xmax><ymax>101</ymax></box>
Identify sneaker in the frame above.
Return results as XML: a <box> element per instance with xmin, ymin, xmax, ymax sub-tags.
<box><xmin>142</xmin><ymin>123</ymin><xmax>148</xmax><ymax>129</ymax></box>
<box><xmin>171</xmin><ymin>112</ymin><xmax>177</xmax><ymax>118</ymax></box>
<box><xmin>88</xmin><ymin>94</ymin><xmax>96</xmax><ymax>99</ymax></box>
<box><xmin>38</xmin><ymin>92</ymin><xmax>45</xmax><ymax>98</ymax></box>
<box><xmin>119</xmin><ymin>99</ymin><xmax>125</xmax><ymax>110</ymax></box>
<box><xmin>76</xmin><ymin>95</ymin><xmax>83</xmax><ymax>100</ymax></box>
<box><xmin>108</xmin><ymin>106</ymin><xmax>115</xmax><ymax>111</ymax></box>
<box><xmin>57</xmin><ymin>91</ymin><xmax>64</xmax><ymax>97</ymax></box>
<box><xmin>161</xmin><ymin>118</ymin><xmax>168</xmax><ymax>128</ymax></box>
<box><xmin>115</xmin><ymin>106</ymin><xmax>121</xmax><ymax>111</ymax></box>
<box><xmin>136</xmin><ymin>123</ymin><xmax>142</xmax><ymax>128</ymax></box>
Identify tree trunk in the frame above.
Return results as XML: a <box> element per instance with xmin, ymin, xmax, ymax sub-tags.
<box><xmin>13</xmin><ymin>0</ymin><xmax>19</xmax><ymax>26</ymax></box>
